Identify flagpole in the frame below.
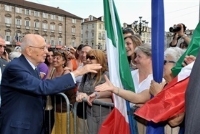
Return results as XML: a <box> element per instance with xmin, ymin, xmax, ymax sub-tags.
<box><xmin>146</xmin><ymin>0</ymin><xmax>165</xmax><ymax>133</ymax></box>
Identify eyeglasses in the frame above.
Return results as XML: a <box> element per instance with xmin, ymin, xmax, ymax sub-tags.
<box><xmin>29</xmin><ymin>46</ymin><xmax>48</xmax><ymax>51</ymax></box>
<box><xmin>164</xmin><ymin>60</ymin><xmax>176</xmax><ymax>65</ymax></box>
<box><xmin>86</xmin><ymin>55</ymin><xmax>96</xmax><ymax>60</ymax></box>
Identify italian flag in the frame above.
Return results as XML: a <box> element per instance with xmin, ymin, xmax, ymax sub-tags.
<box><xmin>135</xmin><ymin>21</ymin><xmax>200</xmax><ymax>123</ymax></box>
<box><xmin>99</xmin><ymin>0</ymin><xmax>135</xmax><ymax>134</ymax></box>
<box><xmin>135</xmin><ymin>62</ymin><xmax>193</xmax><ymax>123</ymax></box>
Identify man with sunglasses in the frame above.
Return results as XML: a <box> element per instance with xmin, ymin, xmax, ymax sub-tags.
<box><xmin>0</xmin><ymin>34</ymin><xmax>101</xmax><ymax>134</ymax></box>
<box><xmin>0</xmin><ymin>36</ymin><xmax>8</xmax><ymax>107</ymax></box>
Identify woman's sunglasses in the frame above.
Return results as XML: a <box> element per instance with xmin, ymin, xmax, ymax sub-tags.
<box><xmin>164</xmin><ymin>60</ymin><xmax>175</xmax><ymax>65</ymax></box>
<box><xmin>86</xmin><ymin>55</ymin><xmax>96</xmax><ymax>60</ymax></box>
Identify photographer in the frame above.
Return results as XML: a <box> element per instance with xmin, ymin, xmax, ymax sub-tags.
<box><xmin>169</xmin><ymin>23</ymin><xmax>191</xmax><ymax>48</ymax></box>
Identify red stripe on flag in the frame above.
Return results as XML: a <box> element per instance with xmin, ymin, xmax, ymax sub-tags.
<box><xmin>134</xmin><ymin>77</ymin><xmax>189</xmax><ymax>123</ymax></box>
<box><xmin>98</xmin><ymin>108</ymin><xmax>130</xmax><ymax>134</ymax></box>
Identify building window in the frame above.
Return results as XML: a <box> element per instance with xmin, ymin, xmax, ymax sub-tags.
<box><xmin>51</xmin><ymin>15</ymin><xmax>55</xmax><ymax>20</ymax></box>
<box><xmin>43</xmin><ymin>13</ymin><xmax>48</xmax><ymax>18</ymax></box>
<box><xmin>34</xmin><ymin>22</ymin><xmax>40</xmax><ymax>28</ymax></box>
<box><xmin>5</xmin><ymin>32</ymin><xmax>11</xmax><ymax>41</ymax></box>
<box><xmin>15</xmin><ymin>33</ymin><xmax>22</xmax><ymax>42</ymax></box>
<box><xmin>71</xmin><ymin>39</ymin><xmax>75</xmax><ymax>46</ymax></box>
<box><xmin>25</xmin><ymin>9</ymin><xmax>31</xmax><ymax>15</ymax></box>
<box><xmin>98</xmin><ymin>33</ymin><xmax>101</xmax><ymax>39</ymax></box>
<box><xmin>58</xmin><ymin>38</ymin><xmax>62</xmax><ymax>45</ymax></box>
<box><xmin>16</xmin><ymin>7</ymin><xmax>21</xmax><ymax>13</ymax></box>
<box><xmin>43</xmin><ymin>23</ymin><xmax>48</xmax><ymax>30</ymax></box>
<box><xmin>25</xmin><ymin>20</ymin><xmax>30</xmax><ymax>27</ymax></box>
<box><xmin>34</xmin><ymin>11</ymin><xmax>40</xmax><ymax>17</ymax></box>
<box><xmin>72</xmin><ymin>28</ymin><xmax>75</xmax><ymax>33</ymax></box>
<box><xmin>50</xmin><ymin>24</ymin><xmax>55</xmax><ymax>30</ymax></box>
<box><xmin>15</xmin><ymin>19</ymin><xmax>21</xmax><ymax>25</ymax></box>
<box><xmin>99</xmin><ymin>24</ymin><xmax>102</xmax><ymax>29</ymax></box>
<box><xmin>5</xmin><ymin>5</ymin><xmax>12</xmax><ymax>11</ymax></box>
<box><xmin>102</xmin><ymin>33</ymin><xmax>105</xmax><ymax>40</ymax></box>
<box><xmin>50</xmin><ymin>38</ymin><xmax>55</xmax><ymax>45</ymax></box>
<box><xmin>72</xmin><ymin>19</ymin><xmax>76</xmax><ymax>24</ymax></box>
<box><xmin>58</xmin><ymin>26</ymin><xmax>62</xmax><ymax>32</ymax></box>
<box><xmin>5</xmin><ymin>17</ymin><xmax>11</xmax><ymax>24</ymax></box>
<box><xmin>89</xmin><ymin>15</ymin><xmax>93</xmax><ymax>21</ymax></box>
<box><xmin>92</xmin><ymin>24</ymin><xmax>94</xmax><ymax>28</ymax></box>
<box><xmin>98</xmin><ymin>43</ymin><xmax>102</xmax><ymax>49</ymax></box>
<box><xmin>58</xmin><ymin>16</ymin><xmax>63</xmax><ymax>21</ymax></box>
<box><xmin>92</xmin><ymin>33</ymin><xmax>94</xmax><ymax>37</ymax></box>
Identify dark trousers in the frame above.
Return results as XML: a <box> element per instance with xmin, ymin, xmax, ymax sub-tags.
<box><xmin>44</xmin><ymin>110</ymin><xmax>54</xmax><ymax>134</ymax></box>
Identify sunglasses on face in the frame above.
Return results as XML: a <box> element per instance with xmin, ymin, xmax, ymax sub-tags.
<box><xmin>86</xmin><ymin>55</ymin><xmax>96</xmax><ymax>60</ymax></box>
<box><xmin>164</xmin><ymin>60</ymin><xmax>175</xmax><ymax>65</ymax></box>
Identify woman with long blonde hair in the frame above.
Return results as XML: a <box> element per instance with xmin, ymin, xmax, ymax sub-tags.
<box><xmin>76</xmin><ymin>49</ymin><xmax>112</xmax><ymax>134</ymax></box>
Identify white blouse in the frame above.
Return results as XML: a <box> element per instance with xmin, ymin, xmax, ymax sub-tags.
<box><xmin>131</xmin><ymin>69</ymin><xmax>153</xmax><ymax>94</ymax></box>
<box><xmin>130</xmin><ymin>69</ymin><xmax>153</xmax><ymax>107</ymax></box>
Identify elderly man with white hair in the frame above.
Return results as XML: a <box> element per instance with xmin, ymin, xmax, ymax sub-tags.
<box><xmin>0</xmin><ymin>34</ymin><xmax>102</xmax><ymax>134</ymax></box>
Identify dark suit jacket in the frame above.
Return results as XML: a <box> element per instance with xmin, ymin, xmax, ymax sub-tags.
<box><xmin>185</xmin><ymin>50</ymin><xmax>200</xmax><ymax>134</ymax></box>
<box><xmin>0</xmin><ymin>55</ymin><xmax>75</xmax><ymax>134</ymax></box>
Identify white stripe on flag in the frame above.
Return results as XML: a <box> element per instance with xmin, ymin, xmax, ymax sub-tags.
<box><xmin>178</xmin><ymin>61</ymin><xmax>194</xmax><ymax>81</ymax></box>
<box><xmin>106</xmin><ymin>35</ymin><xmax>129</xmax><ymax>123</ymax></box>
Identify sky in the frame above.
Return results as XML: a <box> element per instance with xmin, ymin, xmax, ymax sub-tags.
<box><xmin>27</xmin><ymin>0</ymin><xmax>199</xmax><ymax>31</ymax></box>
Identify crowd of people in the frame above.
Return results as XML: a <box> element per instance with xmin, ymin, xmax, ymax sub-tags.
<box><xmin>0</xmin><ymin>22</ymin><xmax>199</xmax><ymax>134</ymax></box>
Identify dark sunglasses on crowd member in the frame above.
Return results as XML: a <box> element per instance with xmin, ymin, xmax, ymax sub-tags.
<box><xmin>164</xmin><ymin>60</ymin><xmax>175</xmax><ymax>65</ymax></box>
<box><xmin>86</xmin><ymin>55</ymin><xmax>96</xmax><ymax>60</ymax></box>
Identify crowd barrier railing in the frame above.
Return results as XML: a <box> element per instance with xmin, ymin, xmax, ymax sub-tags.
<box><xmin>48</xmin><ymin>94</ymin><xmax>179</xmax><ymax>134</ymax></box>
<box><xmin>73</xmin><ymin>98</ymin><xmax>114</xmax><ymax>134</ymax></box>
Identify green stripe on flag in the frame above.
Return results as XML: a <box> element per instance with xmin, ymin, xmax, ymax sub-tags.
<box><xmin>104</xmin><ymin>0</ymin><xmax>135</xmax><ymax>92</ymax></box>
<box><xmin>172</xmin><ymin>22</ymin><xmax>200</xmax><ymax>76</ymax></box>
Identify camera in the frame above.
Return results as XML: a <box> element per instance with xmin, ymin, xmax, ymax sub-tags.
<box><xmin>169</xmin><ymin>26</ymin><xmax>181</xmax><ymax>33</ymax></box>
<box><xmin>169</xmin><ymin>23</ymin><xmax>186</xmax><ymax>33</ymax></box>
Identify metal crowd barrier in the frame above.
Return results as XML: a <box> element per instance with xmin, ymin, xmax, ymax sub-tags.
<box><xmin>55</xmin><ymin>93</ymin><xmax>71</xmax><ymax>134</ymax></box>
<box><xmin>45</xmin><ymin>93</ymin><xmax>71</xmax><ymax>134</ymax></box>
<box><xmin>73</xmin><ymin>98</ymin><xmax>114</xmax><ymax>134</ymax></box>
<box><xmin>46</xmin><ymin>94</ymin><xmax>180</xmax><ymax>134</ymax></box>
